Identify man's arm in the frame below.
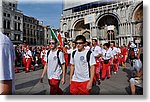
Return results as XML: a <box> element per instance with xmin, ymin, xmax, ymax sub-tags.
<box><xmin>0</xmin><ymin>80</ymin><xmax>12</xmax><ymax>95</ymax></box>
<box><xmin>61</xmin><ymin>63</ymin><xmax>66</xmax><ymax>85</ymax></box>
<box><xmin>87</xmin><ymin>65</ymin><xmax>95</xmax><ymax>90</ymax></box>
<box><xmin>70</xmin><ymin>64</ymin><xmax>75</xmax><ymax>84</ymax></box>
<box><xmin>40</xmin><ymin>63</ymin><xmax>48</xmax><ymax>83</ymax></box>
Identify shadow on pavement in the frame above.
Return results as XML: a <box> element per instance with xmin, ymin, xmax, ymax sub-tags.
<box><xmin>15</xmin><ymin>78</ymin><xmax>40</xmax><ymax>90</ymax></box>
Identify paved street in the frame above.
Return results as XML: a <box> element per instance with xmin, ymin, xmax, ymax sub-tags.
<box><xmin>15</xmin><ymin>64</ymin><xmax>132</xmax><ymax>95</ymax></box>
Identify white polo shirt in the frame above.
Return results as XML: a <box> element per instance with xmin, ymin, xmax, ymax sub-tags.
<box><xmin>44</xmin><ymin>50</ymin><xmax>65</xmax><ymax>80</ymax></box>
<box><xmin>91</xmin><ymin>46</ymin><xmax>102</xmax><ymax>57</ymax></box>
<box><xmin>111</xmin><ymin>47</ymin><xmax>118</xmax><ymax>56</ymax></box>
<box><xmin>102</xmin><ymin>48</ymin><xmax>113</xmax><ymax>60</ymax></box>
<box><xmin>70</xmin><ymin>49</ymin><xmax>96</xmax><ymax>82</ymax></box>
<box><xmin>24</xmin><ymin>50</ymin><xmax>32</xmax><ymax>58</ymax></box>
<box><xmin>0</xmin><ymin>32</ymin><xmax>15</xmax><ymax>94</ymax></box>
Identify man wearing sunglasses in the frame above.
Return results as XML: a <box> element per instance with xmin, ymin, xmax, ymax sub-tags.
<box><xmin>40</xmin><ymin>39</ymin><xmax>66</xmax><ymax>95</ymax></box>
<box><xmin>70</xmin><ymin>35</ymin><xmax>96</xmax><ymax>95</ymax></box>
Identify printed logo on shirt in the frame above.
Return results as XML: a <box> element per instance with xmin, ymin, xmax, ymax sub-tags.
<box><xmin>53</xmin><ymin>56</ymin><xmax>57</xmax><ymax>60</ymax></box>
<box><xmin>80</xmin><ymin>56</ymin><xmax>85</xmax><ymax>61</ymax></box>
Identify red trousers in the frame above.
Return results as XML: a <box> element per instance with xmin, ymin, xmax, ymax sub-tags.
<box><xmin>102</xmin><ymin>61</ymin><xmax>111</xmax><ymax>79</ymax></box>
<box><xmin>22</xmin><ymin>57</ymin><xmax>26</xmax><ymax>66</ymax></box>
<box><xmin>70</xmin><ymin>80</ymin><xmax>90</xmax><ymax>95</ymax></box>
<box><xmin>113</xmin><ymin>55</ymin><xmax>119</xmax><ymax>73</ymax></box>
<box><xmin>25</xmin><ymin>58</ymin><xmax>32</xmax><ymax>72</ymax></box>
<box><xmin>48</xmin><ymin>79</ymin><xmax>63</xmax><ymax>95</ymax></box>
<box><xmin>93</xmin><ymin>59</ymin><xmax>101</xmax><ymax>83</ymax></box>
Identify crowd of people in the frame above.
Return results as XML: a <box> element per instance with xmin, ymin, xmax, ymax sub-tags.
<box><xmin>0</xmin><ymin>30</ymin><xmax>143</xmax><ymax>95</ymax></box>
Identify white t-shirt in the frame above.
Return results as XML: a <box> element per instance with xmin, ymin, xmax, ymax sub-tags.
<box><xmin>102</xmin><ymin>48</ymin><xmax>113</xmax><ymax>60</ymax></box>
<box><xmin>91</xmin><ymin>46</ymin><xmax>102</xmax><ymax>57</ymax></box>
<box><xmin>0</xmin><ymin>32</ymin><xmax>15</xmax><ymax>94</ymax></box>
<box><xmin>111</xmin><ymin>47</ymin><xmax>118</xmax><ymax>56</ymax></box>
<box><xmin>70</xmin><ymin>50</ymin><xmax>96</xmax><ymax>82</ymax></box>
<box><xmin>44</xmin><ymin>50</ymin><xmax>65</xmax><ymax>80</ymax></box>
<box><xmin>85</xmin><ymin>46</ymin><xmax>90</xmax><ymax>50</ymax></box>
<box><xmin>24</xmin><ymin>50</ymin><xmax>32</xmax><ymax>58</ymax></box>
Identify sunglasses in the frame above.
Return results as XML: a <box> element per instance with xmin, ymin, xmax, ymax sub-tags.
<box><xmin>75</xmin><ymin>42</ymin><xmax>84</xmax><ymax>45</ymax></box>
<box><xmin>49</xmin><ymin>42</ymin><xmax>56</xmax><ymax>45</ymax></box>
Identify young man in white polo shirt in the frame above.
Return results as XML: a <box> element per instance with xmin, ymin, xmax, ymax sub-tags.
<box><xmin>0</xmin><ymin>32</ymin><xmax>15</xmax><ymax>95</ymax></box>
<box><xmin>91</xmin><ymin>38</ymin><xmax>102</xmax><ymax>85</ymax></box>
<box><xmin>40</xmin><ymin>39</ymin><xmax>66</xmax><ymax>95</ymax></box>
<box><xmin>70</xmin><ymin>35</ymin><xmax>96</xmax><ymax>95</ymax></box>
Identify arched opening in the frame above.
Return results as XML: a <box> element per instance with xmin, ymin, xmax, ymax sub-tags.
<box><xmin>73</xmin><ymin>20</ymin><xmax>90</xmax><ymax>40</ymax></box>
<box><xmin>132</xmin><ymin>2</ymin><xmax>143</xmax><ymax>47</ymax></box>
<box><xmin>97</xmin><ymin>14</ymin><xmax>119</xmax><ymax>42</ymax></box>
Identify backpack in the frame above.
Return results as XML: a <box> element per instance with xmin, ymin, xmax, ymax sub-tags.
<box><xmin>47</xmin><ymin>50</ymin><xmax>62</xmax><ymax>67</ymax></box>
<box><xmin>72</xmin><ymin>50</ymin><xmax>92</xmax><ymax>77</ymax></box>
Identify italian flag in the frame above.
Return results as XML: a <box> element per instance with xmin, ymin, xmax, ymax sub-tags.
<box><xmin>50</xmin><ymin>27</ymin><xmax>59</xmax><ymax>43</ymax></box>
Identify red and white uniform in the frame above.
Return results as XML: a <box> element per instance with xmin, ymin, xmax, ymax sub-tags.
<box><xmin>101</xmin><ymin>48</ymin><xmax>113</xmax><ymax>79</ymax></box>
<box><xmin>44</xmin><ymin>49</ymin><xmax>65</xmax><ymax>95</ymax></box>
<box><xmin>121</xmin><ymin>47</ymin><xmax>128</xmax><ymax>63</ymax></box>
<box><xmin>24</xmin><ymin>50</ymin><xmax>32</xmax><ymax>72</ymax></box>
<box><xmin>70</xmin><ymin>50</ymin><xmax>96</xmax><ymax>95</ymax></box>
<box><xmin>91</xmin><ymin>46</ymin><xmax>102</xmax><ymax>83</ymax></box>
<box><xmin>41</xmin><ymin>49</ymin><xmax>47</xmax><ymax>66</ymax></box>
<box><xmin>111</xmin><ymin>47</ymin><xmax>119</xmax><ymax>73</ymax></box>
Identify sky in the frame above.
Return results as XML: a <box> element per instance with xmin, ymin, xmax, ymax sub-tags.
<box><xmin>17</xmin><ymin>0</ymin><xmax>63</xmax><ymax>29</ymax></box>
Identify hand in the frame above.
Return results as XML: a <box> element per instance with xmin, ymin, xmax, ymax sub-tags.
<box><xmin>40</xmin><ymin>77</ymin><xmax>43</xmax><ymax>83</ymax></box>
<box><xmin>86</xmin><ymin>81</ymin><xmax>92</xmax><ymax>90</ymax></box>
<box><xmin>61</xmin><ymin>77</ymin><xmax>65</xmax><ymax>85</ymax></box>
<box><xmin>69</xmin><ymin>79</ymin><xmax>72</xmax><ymax>85</ymax></box>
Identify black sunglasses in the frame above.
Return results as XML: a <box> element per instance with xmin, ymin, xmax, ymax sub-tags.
<box><xmin>75</xmin><ymin>42</ymin><xmax>84</xmax><ymax>45</ymax></box>
<box><xmin>49</xmin><ymin>42</ymin><xmax>56</xmax><ymax>45</ymax></box>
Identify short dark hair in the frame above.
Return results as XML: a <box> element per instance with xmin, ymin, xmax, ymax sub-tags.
<box><xmin>103</xmin><ymin>43</ymin><xmax>110</xmax><ymax>48</ymax></box>
<box><xmin>92</xmin><ymin>38</ymin><xmax>97</xmax><ymax>42</ymax></box>
<box><xmin>75</xmin><ymin>35</ymin><xmax>86</xmax><ymax>43</ymax></box>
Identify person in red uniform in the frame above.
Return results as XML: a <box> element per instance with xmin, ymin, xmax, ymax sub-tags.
<box><xmin>91</xmin><ymin>38</ymin><xmax>102</xmax><ymax>85</ymax></box>
<box><xmin>110</xmin><ymin>41</ymin><xmax>119</xmax><ymax>74</ymax></box>
<box><xmin>101</xmin><ymin>43</ymin><xmax>113</xmax><ymax>80</ymax></box>
<box><xmin>41</xmin><ymin>47</ymin><xmax>47</xmax><ymax>66</ymax></box>
<box><xmin>121</xmin><ymin>44</ymin><xmax>128</xmax><ymax>69</ymax></box>
<box><xmin>24</xmin><ymin>46</ymin><xmax>34</xmax><ymax>72</ymax></box>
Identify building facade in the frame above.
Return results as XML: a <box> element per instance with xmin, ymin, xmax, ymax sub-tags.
<box><xmin>23</xmin><ymin>15</ymin><xmax>44</xmax><ymax>45</ymax></box>
<box><xmin>0</xmin><ymin>0</ymin><xmax>23</xmax><ymax>44</ymax></box>
<box><xmin>60</xmin><ymin>0</ymin><xmax>143</xmax><ymax>46</ymax></box>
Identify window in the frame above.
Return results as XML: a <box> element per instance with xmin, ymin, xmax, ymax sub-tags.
<box><xmin>7</xmin><ymin>14</ymin><xmax>10</xmax><ymax>17</ymax></box>
<box><xmin>3</xmin><ymin>20</ymin><xmax>6</xmax><ymax>29</ymax></box>
<box><xmin>18</xmin><ymin>17</ymin><xmax>20</xmax><ymax>20</ymax></box>
<box><xmin>9</xmin><ymin>3</ymin><xmax>12</xmax><ymax>6</ymax></box>
<box><xmin>18</xmin><ymin>23</ymin><xmax>20</xmax><ymax>31</ymax></box>
<box><xmin>7</xmin><ymin>20</ymin><xmax>10</xmax><ymax>29</ymax></box>
<box><xmin>13</xmin><ymin>4</ymin><xmax>15</xmax><ymax>7</ymax></box>
<box><xmin>15</xmin><ymin>16</ymin><xmax>17</xmax><ymax>19</ymax></box>
<box><xmin>14</xmin><ymin>22</ymin><xmax>17</xmax><ymax>30</ymax></box>
<box><xmin>3</xmin><ymin>13</ymin><xmax>6</xmax><ymax>17</ymax></box>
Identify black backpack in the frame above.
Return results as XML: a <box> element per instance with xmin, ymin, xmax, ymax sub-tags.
<box><xmin>72</xmin><ymin>50</ymin><xmax>92</xmax><ymax>77</ymax></box>
<box><xmin>47</xmin><ymin>50</ymin><xmax>62</xmax><ymax>67</ymax></box>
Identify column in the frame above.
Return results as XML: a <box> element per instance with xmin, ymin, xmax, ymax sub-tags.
<box><xmin>130</xmin><ymin>22</ymin><xmax>133</xmax><ymax>35</ymax></box>
<box><xmin>91</xmin><ymin>23</ymin><xmax>97</xmax><ymax>39</ymax></box>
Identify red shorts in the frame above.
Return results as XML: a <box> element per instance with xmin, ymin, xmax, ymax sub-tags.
<box><xmin>70</xmin><ymin>80</ymin><xmax>90</xmax><ymax>95</ymax></box>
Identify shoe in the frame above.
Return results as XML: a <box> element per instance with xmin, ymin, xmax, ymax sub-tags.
<box><xmin>97</xmin><ymin>80</ymin><xmax>101</xmax><ymax>85</ymax></box>
<box><xmin>114</xmin><ymin>72</ymin><xmax>117</xmax><ymax>74</ymax></box>
<box><xmin>107</xmin><ymin>77</ymin><xmax>110</xmax><ymax>79</ymax></box>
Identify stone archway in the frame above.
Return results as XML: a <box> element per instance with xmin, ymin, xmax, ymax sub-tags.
<box><xmin>73</xmin><ymin>19</ymin><xmax>90</xmax><ymax>39</ymax></box>
<box><xmin>131</xmin><ymin>2</ymin><xmax>143</xmax><ymax>46</ymax></box>
<box><xmin>96</xmin><ymin>14</ymin><xmax>120</xmax><ymax>42</ymax></box>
